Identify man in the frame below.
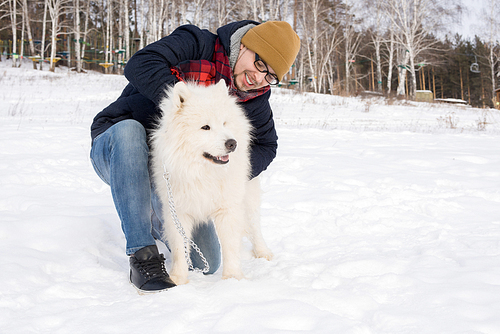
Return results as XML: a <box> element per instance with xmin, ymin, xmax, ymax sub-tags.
<box><xmin>90</xmin><ymin>20</ymin><xmax>300</xmax><ymax>293</ymax></box>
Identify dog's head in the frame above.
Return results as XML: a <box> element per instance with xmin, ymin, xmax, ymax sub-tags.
<box><xmin>158</xmin><ymin>81</ymin><xmax>252</xmax><ymax>166</ymax></box>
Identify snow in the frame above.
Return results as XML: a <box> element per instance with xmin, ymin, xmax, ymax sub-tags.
<box><xmin>1</xmin><ymin>59</ymin><xmax>500</xmax><ymax>333</ymax></box>
<box><xmin>434</xmin><ymin>98</ymin><xmax>468</xmax><ymax>105</ymax></box>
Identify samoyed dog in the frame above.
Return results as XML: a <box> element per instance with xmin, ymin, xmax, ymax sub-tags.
<box><xmin>151</xmin><ymin>81</ymin><xmax>273</xmax><ymax>285</ymax></box>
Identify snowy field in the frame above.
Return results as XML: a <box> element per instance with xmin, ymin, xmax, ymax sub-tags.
<box><xmin>1</xmin><ymin>59</ymin><xmax>500</xmax><ymax>333</ymax></box>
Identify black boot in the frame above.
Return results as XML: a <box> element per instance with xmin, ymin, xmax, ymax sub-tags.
<box><xmin>129</xmin><ymin>245</ymin><xmax>176</xmax><ymax>293</ymax></box>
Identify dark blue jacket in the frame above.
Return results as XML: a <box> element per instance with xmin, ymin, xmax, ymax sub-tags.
<box><xmin>91</xmin><ymin>20</ymin><xmax>278</xmax><ymax>178</ymax></box>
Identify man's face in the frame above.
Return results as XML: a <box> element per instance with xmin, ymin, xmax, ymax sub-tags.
<box><xmin>233</xmin><ymin>45</ymin><xmax>277</xmax><ymax>92</ymax></box>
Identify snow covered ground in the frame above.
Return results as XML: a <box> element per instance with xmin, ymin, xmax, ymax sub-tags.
<box><xmin>1</xmin><ymin>59</ymin><xmax>500</xmax><ymax>333</ymax></box>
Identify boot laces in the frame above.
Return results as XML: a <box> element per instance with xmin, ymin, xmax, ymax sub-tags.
<box><xmin>135</xmin><ymin>254</ymin><xmax>167</xmax><ymax>279</ymax></box>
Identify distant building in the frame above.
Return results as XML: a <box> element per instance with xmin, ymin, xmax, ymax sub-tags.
<box><xmin>415</xmin><ymin>90</ymin><xmax>433</xmax><ymax>103</ymax></box>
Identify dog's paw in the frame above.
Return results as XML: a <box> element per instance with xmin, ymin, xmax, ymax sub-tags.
<box><xmin>222</xmin><ymin>270</ymin><xmax>245</xmax><ymax>280</ymax></box>
<box><xmin>169</xmin><ymin>274</ymin><xmax>189</xmax><ymax>285</ymax></box>
<box><xmin>253</xmin><ymin>248</ymin><xmax>274</xmax><ymax>261</ymax></box>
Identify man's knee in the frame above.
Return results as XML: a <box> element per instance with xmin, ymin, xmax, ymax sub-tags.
<box><xmin>109</xmin><ymin>120</ymin><xmax>148</xmax><ymax>154</ymax></box>
<box><xmin>111</xmin><ymin>120</ymin><xmax>146</xmax><ymax>144</ymax></box>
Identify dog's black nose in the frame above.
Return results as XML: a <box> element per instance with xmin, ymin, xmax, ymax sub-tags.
<box><xmin>225</xmin><ymin>139</ymin><xmax>237</xmax><ymax>152</ymax></box>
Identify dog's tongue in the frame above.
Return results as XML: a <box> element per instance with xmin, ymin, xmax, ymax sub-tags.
<box><xmin>219</xmin><ymin>155</ymin><xmax>229</xmax><ymax>162</ymax></box>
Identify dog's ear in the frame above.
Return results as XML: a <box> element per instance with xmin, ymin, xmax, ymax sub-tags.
<box><xmin>215</xmin><ymin>80</ymin><xmax>229</xmax><ymax>96</ymax></box>
<box><xmin>172</xmin><ymin>81</ymin><xmax>191</xmax><ymax>110</ymax></box>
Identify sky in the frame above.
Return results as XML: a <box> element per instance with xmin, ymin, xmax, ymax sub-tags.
<box><xmin>458</xmin><ymin>0</ymin><xmax>486</xmax><ymax>39</ymax></box>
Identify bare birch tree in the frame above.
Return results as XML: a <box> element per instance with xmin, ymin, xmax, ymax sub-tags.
<box><xmin>385</xmin><ymin>19</ymin><xmax>396</xmax><ymax>94</ymax></box>
<box><xmin>343</xmin><ymin>0</ymin><xmax>362</xmax><ymax>95</ymax></box>
<box><xmin>363</xmin><ymin>0</ymin><xmax>385</xmax><ymax>92</ymax></box>
<box><xmin>211</xmin><ymin>0</ymin><xmax>237</xmax><ymax>27</ymax></box>
<box><xmin>298</xmin><ymin>0</ymin><xmax>343</xmax><ymax>94</ymax></box>
<box><xmin>69</xmin><ymin>0</ymin><xmax>93</xmax><ymax>72</ymax></box>
<box><xmin>482</xmin><ymin>0</ymin><xmax>499</xmax><ymax>104</ymax></box>
<box><xmin>299</xmin><ymin>0</ymin><xmax>321</xmax><ymax>92</ymax></box>
<box><xmin>81</xmin><ymin>0</ymin><xmax>92</xmax><ymax>62</ymax></box>
<box><xmin>21</xmin><ymin>0</ymin><xmax>36</xmax><ymax>68</ymax></box>
<box><xmin>47</xmin><ymin>0</ymin><xmax>71</xmax><ymax>71</ymax></box>
<box><xmin>179</xmin><ymin>0</ymin><xmax>187</xmax><ymax>24</ymax></box>
<box><xmin>247</xmin><ymin>0</ymin><xmax>260</xmax><ymax>21</ymax></box>
<box><xmin>192</xmin><ymin>0</ymin><xmax>207</xmax><ymax>26</ymax></box>
<box><xmin>146</xmin><ymin>0</ymin><xmax>156</xmax><ymax>43</ymax></box>
<box><xmin>322</xmin><ymin>27</ymin><xmax>343</xmax><ymax>94</ymax></box>
<box><xmin>104</xmin><ymin>0</ymin><xmax>113</xmax><ymax>67</ymax></box>
<box><xmin>396</xmin><ymin>46</ymin><xmax>409</xmax><ymax>96</ymax></box>
<box><xmin>73</xmin><ymin>0</ymin><xmax>83</xmax><ymax>72</ymax></box>
<box><xmin>124</xmin><ymin>0</ymin><xmax>132</xmax><ymax>60</ymax></box>
<box><xmin>8</xmin><ymin>0</ymin><xmax>17</xmax><ymax>67</ymax></box>
<box><xmin>384</xmin><ymin>0</ymin><xmax>461</xmax><ymax>99</ymax></box>
<box><xmin>40</xmin><ymin>0</ymin><xmax>48</xmax><ymax>70</ymax></box>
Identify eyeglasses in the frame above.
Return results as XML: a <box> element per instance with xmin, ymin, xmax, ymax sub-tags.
<box><xmin>254</xmin><ymin>53</ymin><xmax>279</xmax><ymax>85</ymax></box>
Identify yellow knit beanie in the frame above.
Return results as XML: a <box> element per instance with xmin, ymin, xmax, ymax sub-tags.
<box><xmin>241</xmin><ymin>21</ymin><xmax>300</xmax><ymax>81</ymax></box>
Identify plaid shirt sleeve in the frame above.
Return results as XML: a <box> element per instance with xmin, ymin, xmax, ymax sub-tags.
<box><xmin>172</xmin><ymin>60</ymin><xmax>217</xmax><ymax>86</ymax></box>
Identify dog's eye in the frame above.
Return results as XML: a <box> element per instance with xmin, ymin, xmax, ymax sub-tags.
<box><xmin>201</xmin><ymin>125</ymin><xmax>210</xmax><ymax>130</ymax></box>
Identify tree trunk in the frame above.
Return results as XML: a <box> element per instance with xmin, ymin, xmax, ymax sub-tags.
<box><xmin>375</xmin><ymin>42</ymin><xmax>382</xmax><ymax>92</ymax></box>
<box><xmin>397</xmin><ymin>49</ymin><xmax>409</xmax><ymax>97</ymax></box>
<box><xmin>408</xmin><ymin>48</ymin><xmax>417</xmax><ymax>99</ymax></box>
<box><xmin>124</xmin><ymin>0</ymin><xmax>130</xmax><ymax>61</ymax></box>
<box><xmin>40</xmin><ymin>0</ymin><xmax>48</xmax><ymax>70</ymax></box>
<box><xmin>387</xmin><ymin>27</ymin><xmax>395</xmax><ymax>95</ymax></box>
<box><xmin>22</xmin><ymin>0</ymin><xmax>37</xmax><ymax>68</ymax></box>
<box><xmin>81</xmin><ymin>0</ymin><xmax>91</xmax><ymax>67</ymax></box>
<box><xmin>75</xmin><ymin>0</ymin><xmax>83</xmax><ymax>72</ymax></box>
<box><xmin>20</xmin><ymin>9</ymin><xmax>25</xmax><ymax>67</ymax></box>
<box><xmin>490</xmin><ymin>44</ymin><xmax>496</xmax><ymax>105</ymax></box>
<box><xmin>48</xmin><ymin>0</ymin><xmax>60</xmax><ymax>72</ymax></box>
<box><xmin>10</xmin><ymin>0</ymin><xmax>18</xmax><ymax>67</ymax></box>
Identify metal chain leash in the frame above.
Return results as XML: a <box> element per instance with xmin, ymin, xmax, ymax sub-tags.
<box><xmin>162</xmin><ymin>163</ymin><xmax>210</xmax><ymax>274</ymax></box>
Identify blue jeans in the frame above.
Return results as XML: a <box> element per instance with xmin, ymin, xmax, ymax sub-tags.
<box><xmin>90</xmin><ymin>119</ymin><xmax>221</xmax><ymax>273</ymax></box>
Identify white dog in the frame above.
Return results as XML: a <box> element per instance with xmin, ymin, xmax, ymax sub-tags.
<box><xmin>150</xmin><ymin>81</ymin><xmax>273</xmax><ymax>285</ymax></box>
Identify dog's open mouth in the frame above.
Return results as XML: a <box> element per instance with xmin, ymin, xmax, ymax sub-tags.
<box><xmin>203</xmin><ymin>152</ymin><xmax>229</xmax><ymax>164</ymax></box>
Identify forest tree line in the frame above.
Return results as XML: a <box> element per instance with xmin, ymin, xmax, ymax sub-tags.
<box><xmin>1</xmin><ymin>0</ymin><xmax>499</xmax><ymax>108</ymax></box>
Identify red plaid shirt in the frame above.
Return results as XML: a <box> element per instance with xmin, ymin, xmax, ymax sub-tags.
<box><xmin>171</xmin><ymin>38</ymin><xmax>269</xmax><ymax>103</ymax></box>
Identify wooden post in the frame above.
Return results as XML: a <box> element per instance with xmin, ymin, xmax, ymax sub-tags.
<box><xmin>428</xmin><ymin>68</ymin><xmax>432</xmax><ymax>95</ymax></box>
<box><xmin>421</xmin><ymin>67</ymin><xmax>425</xmax><ymax>90</ymax></box>
<box><xmin>459</xmin><ymin>66</ymin><xmax>464</xmax><ymax>100</ymax></box>
<box><xmin>440</xmin><ymin>77</ymin><xmax>444</xmax><ymax>99</ymax></box>
<box><xmin>432</xmin><ymin>67</ymin><xmax>436</xmax><ymax>100</ymax></box>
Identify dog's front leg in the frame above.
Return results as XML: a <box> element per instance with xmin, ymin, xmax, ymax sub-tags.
<box><xmin>164</xmin><ymin>212</ymin><xmax>191</xmax><ymax>285</ymax></box>
<box><xmin>214</xmin><ymin>208</ymin><xmax>245</xmax><ymax>280</ymax></box>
